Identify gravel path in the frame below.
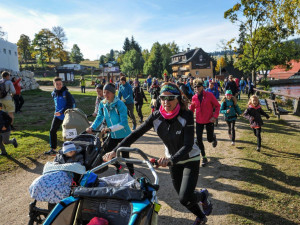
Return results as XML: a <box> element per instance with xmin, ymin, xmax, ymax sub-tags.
<box><xmin>0</xmin><ymin>117</ymin><xmax>247</xmax><ymax>225</ymax></box>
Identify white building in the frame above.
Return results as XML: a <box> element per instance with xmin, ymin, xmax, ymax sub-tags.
<box><xmin>0</xmin><ymin>39</ymin><xmax>19</xmax><ymax>72</ymax></box>
<box><xmin>62</xmin><ymin>64</ymin><xmax>84</xmax><ymax>71</ymax></box>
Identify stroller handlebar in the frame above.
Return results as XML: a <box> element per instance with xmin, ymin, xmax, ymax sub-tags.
<box><xmin>116</xmin><ymin>147</ymin><xmax>149</xmax><ymax>161</ymax></box>
<box><xmin>90</xmin><ymin>147</ymin><xmax>159</xmax><ymax>186</ymax></box>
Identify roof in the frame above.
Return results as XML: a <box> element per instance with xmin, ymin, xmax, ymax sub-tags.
<box><xmin>170</xmin><ymin>48</ymin><xmax>201</xmax><ymax>65</ymax></box>
<box><xmin>269</xmin><ymin>60</ymin><xmax>300</xmax><ymax>79</ymax></box>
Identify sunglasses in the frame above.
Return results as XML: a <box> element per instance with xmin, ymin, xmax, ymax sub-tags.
<box><xmin>194</xmin><ymin>85</ymin><xmax>203</xmax><ymax>88</ymax></box>
<box><xmin>159</xmin><ymin>95</ymin><xmax>179</xmax><ymax>101</ymax></box>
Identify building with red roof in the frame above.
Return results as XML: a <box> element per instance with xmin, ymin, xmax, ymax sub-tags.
<box><xmin>268</xmin><ymin>60</ymin><xmax>300</xmax><ymax>80</ymax></box>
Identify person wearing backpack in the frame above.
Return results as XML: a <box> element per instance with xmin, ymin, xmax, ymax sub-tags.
<box><xmin>133</xmin><ymin>80</ymin><xmax>147</xmax><ymax>123</ymax></box>
<box><xmin>45</xmin><ymin>77</ymin><xmax>74</xmax><ymax>155</ymax></box>
<box><xmin>0</xmin><ymin>71</ymin><xmax>16</xmax><ymax>129</ymax></box>
<box><xmin>220</xmin><ymin>90</ymin><xmax>242</xmax><ymax>146</ymax></box>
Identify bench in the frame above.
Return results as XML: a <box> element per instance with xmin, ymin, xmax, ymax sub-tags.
<box><xmin>264</xmin><ymin>99</ymin><xmax>289</xmax><ymax>119</ymax></box>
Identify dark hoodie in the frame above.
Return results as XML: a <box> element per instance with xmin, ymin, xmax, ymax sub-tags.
<box><xmin>51</xmin><ymin>86</ymin><xmax>73</xmax><ymax>120</ymax></box>
<box><xmin>244</xmin><ymin>104</ymin><xmax>269</xmax><ymax>128</ymax></box>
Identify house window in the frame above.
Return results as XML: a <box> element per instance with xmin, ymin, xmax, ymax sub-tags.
<box><xmin>3</xmin><ymin>48</ymin><xmax>6</xmax><ymax>54</ymax></box>
<box><xmin>9</xmin><ymin>50</ymin><xmax>11</xmax><ymax>55</ymax></box>
<box><xmin>15</xmin><ymin>52</ymin><xmax>17</xmax><ymax>56</ymax></box>
<box><xmin>199</xmin><ymin>54</ymin><xmax>203</xmax><ymax>62</ymax></box>
<box><xmin>196</xmin><ymin>71</ymin><xmax>199</xmax><ymax>75</ymax></box>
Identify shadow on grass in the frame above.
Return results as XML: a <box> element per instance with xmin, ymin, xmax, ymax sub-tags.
<box><xmin>150</xmin><ymin>155</ymin><xmax>299</xmax><ymax>224</ymax></box>
<box><xmin>5</xmin><ymin>156</ymin><xmax>43</xmax><ymax>175</ymax></box>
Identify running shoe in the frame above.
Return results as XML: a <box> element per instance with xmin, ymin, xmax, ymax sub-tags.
<box><xmin>231</xmin><ymin>142</ymin><xmax>235</xmax><ymax>146</ymax></box>
<box><xmin>0</xmin><ymin>151</ymin><xmax>8</xmax><ymax>156</ymax></box>
<box><xmin>212</xmin><ymin>134</ymin><xmax>217</xmax><ymax>148</ymax></box>
<box><xmin>200</xmin><ymin>188</ymin><xmax>213</xmax><ymax>216</ymax></box>
<box><xmin>12</xmin><ymin>138</ymin><xmax>18</xmax><ymax>148</ymax></box>
<box><xmin>256</xmin><ymin>147</ymin><xmax>261</xmax><ymax>152</ymax></box>
<box><xmin>115</xmin><ymin>164</ymin><xmax>124</xmax><ymax>174</ymax></box>
<box><xmin>44</xmin><ymin>149</ymin><xmax>57</xmax><ymax>155</ymax></box>
<box><xmin>192</xmin><ymin>216</ymin><xmax>207</xmax><ymax>225</ymax></box>
<box><xmin>201</xmin><ymin>157</ymin><xmax>208</xmax><ymax>167</ymax></box>
<box><xmin>132</xmin><ymin>125</ymin><xmax>136</xmax><ymax>130</ymax></box>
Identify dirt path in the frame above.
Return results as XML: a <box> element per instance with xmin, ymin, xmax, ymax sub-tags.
<box><xmin>0</xmin><ymin>117</ymin><xmax>247</xmax><ymax>225</ymax></box>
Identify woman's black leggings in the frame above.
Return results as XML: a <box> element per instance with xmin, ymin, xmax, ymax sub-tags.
<box><xmin>226</xmin><ymin>120</ymin><xmax>236</xmax><ymax>142</ymax></box>
<box><xmin>252</xmin><ymin>128</ymin><xmax>262</xmax><ymax>147</ymax></box>
<box><xmin>196</xmin><ymin>123</ymin><xmax>215</xmax><ymax>157</ymax></box>
<box><xmin>104</xmin><ymin>137</ymin><xmax>134</xmax><ymax>175</ymax></box>
<box><xmin>169</xmin><ymin>160</ymin><xmax>205</xmax><ymax>219</ymax></box>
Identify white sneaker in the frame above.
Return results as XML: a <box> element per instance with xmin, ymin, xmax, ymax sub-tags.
<box><xmin>231</xmin><ymin>142</ymin><xmax>235</xmax><ymax>146</ymax></box>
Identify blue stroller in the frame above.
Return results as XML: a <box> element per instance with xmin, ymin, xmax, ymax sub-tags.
<box><xmin>42</xmin><ymin>147</ymin><xmax>161</xmax><ymax>225</ymax></box>
<box><xmin>28</xmin><ymin>131</ymin><xmax>108</xmax><ymax>225</ymax></box>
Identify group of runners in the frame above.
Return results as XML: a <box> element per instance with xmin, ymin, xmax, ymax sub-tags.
<box><xmin>47</xmin><ymin>73</ymin><xmax>269</xmax><ymax>225</ymax></box>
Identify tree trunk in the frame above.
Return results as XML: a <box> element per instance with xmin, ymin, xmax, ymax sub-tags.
<box><xmin>252</xmin><ymin>70</ymin><xmax>256</xmax><ymax>88</ymax></box>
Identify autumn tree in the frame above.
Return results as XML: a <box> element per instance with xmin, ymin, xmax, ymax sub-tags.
<box><xmin>225</xmin><ymin>0</ymin><xmax>300</xmax><ymax>86</ymax></box>
<box><xmin>17</xmin><ymin>34</ymin><xmax>32</xmax><ymax>66</ymax></box>
<box><xmin>215</xmin><ymin>57</ymin><xmax>226</xmax><ymax>75</ymax></box>
<box><xmin>70</xmin><ymin>44</ymin><xmax>84</xmax><ymax>64</ymax></box>
<box><xmin>52</xmin><ymin>26</ymin><xmax>68</xmax><ymax>65</ymax></box>
<box><xmin>32</xmin><ymin>29</ymin><xmax>56</xmax><ymax>67</ymax></box>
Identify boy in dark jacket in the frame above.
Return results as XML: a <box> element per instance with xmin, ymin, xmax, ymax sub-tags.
<box><xmin>45</xmin><ymin>77</ymin><xmax>74</xmax><ymax>155</ymax></box>
<box><xmin>0</xmin><ymin>103</ymin><xmax>18</xmax><ymax>156</ymax></box>
<box><xmin>243</xmin><ymin>95</ymin><xmax>269</xmax><ymax>152</ymax></box>
<box><xmin>133</xmin><ymin>80</ymin><xmax>147</xmax><ymax>123</ymax></box>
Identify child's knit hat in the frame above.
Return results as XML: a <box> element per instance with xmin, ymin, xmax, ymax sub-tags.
<box><xmin>62</xmin><ymin>141</ymin><xmax>77</xmax><ymax>154</ymax></box>
<box><xmin>225</xmin><ymin>90</ymin><xmax>233</xmax><ymax>95</ymax></box>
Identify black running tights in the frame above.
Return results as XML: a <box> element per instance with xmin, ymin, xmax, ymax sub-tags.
<box><xmin>252</xmin><ymin>128</ymin><xmax>262</xmax><ymax>147</ymax></box>
<box><xmin>226</xmin><ymin>120</ymin><xmax>236</xmax><ymax>142</ymax></box>
<box><xmin>169</xmin><ymin>160</ymin><xmax>206</xmax><ymax>219</ymax></box>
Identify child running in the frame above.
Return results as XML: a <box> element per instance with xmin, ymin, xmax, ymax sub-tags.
<box><xmin>220</xmin><ymin>90</ymin><xmax>242</xmax><ymax>146</ymax></box>
<box><xmin>243</xmin><ymin>95</ymin><xmax>270</xmax><ymax>152</ymax></box>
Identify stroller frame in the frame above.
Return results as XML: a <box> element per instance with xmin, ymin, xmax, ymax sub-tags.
<box><xmin>42</xmin><ymin>147</ymin><xmax>160</xmax><ymax>225</ymax></box>
<box><xmin>28</xmin><ymin>131</ymin><xmax>107</xmax><ymax>225</ymax></box>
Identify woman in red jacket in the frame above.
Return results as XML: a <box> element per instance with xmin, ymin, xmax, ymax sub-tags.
<box><xmin>11</xmin><ymin>77</ymin><xmax>24</xmax><ymax>113</ymax></box>
<box><xmin>190</xmin><ymin>79</ymin><xmax>220</xmax><ymax>167</ymax></box>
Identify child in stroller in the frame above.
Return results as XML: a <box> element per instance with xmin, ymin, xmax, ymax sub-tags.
<box><xmin>55</xmin><ymin>141</ymin><xmax>84</xmax><ymax>165</ymax></box>
<box><xmin>28</xmin><ymin>130</ymin><xmax>106</xmax><ymax>225</ymax></box>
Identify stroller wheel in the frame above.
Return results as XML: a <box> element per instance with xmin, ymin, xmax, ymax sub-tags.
<box><xmin>28</xmin><ymin>214</ymin><xmax>47</xmax><ymax>225</ymax></box>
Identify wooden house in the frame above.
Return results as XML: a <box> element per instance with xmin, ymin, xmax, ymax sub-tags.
<box><xmin>170</xmin><ymin>48</ymin><xmax>213</xmax><ymax>78</ymax></box>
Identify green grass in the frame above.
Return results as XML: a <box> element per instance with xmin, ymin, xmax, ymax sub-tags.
<box><xmin>228</xmin><ymin>95</ymin><xmax>300</xmax><ymax>224</ymax></box>
<box><xmin>0</xmin><ymin>88</ymin><xmax>151</xmax><ymax>173</ymax></box>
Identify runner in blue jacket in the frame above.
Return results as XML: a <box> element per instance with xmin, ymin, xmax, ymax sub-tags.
<box><xmin>118</xmin><ymin>76</ymin><xmax>137</xmax><ymax>130</ymax></box>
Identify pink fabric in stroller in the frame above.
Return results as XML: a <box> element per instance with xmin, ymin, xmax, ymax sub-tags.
<box><xmin>87</xmin><ymin>217</ymin><xmax>109</xmax><ymax>225</ymax></box>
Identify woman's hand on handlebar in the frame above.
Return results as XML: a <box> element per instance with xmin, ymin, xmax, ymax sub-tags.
<box><xmin>103</xmin><ymin>151</ymin><xmax>116</xmax><ymax>162</ymax></box>
<box><xmin>86</xmin><ymin>127</ymin><xmax>93</xmax><ymax>134</ymax></box>
<box><xmin>101</xmin><ymin>128</ymin><xmax>111</xmax><ymax>135</ymax></box>
<box><xmin>157</xmin><ymin>157</ymin><xmax>171</xmax><ymax>167</ymax></box>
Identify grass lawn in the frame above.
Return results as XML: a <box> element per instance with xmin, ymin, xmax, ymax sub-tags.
<box><xmin>0</xmin><ymin>88</ymin><xmax>151</xmax><ymax>173</ymax></box>
<box><xmin>226</xmin><ymin>95</ymin><xmax>300</xmax><ymax>224</ymax></box>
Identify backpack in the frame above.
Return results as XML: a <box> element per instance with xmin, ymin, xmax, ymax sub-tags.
<box><xmin>0</xmin><ymin>80</ymin><xmax>8</xmax><ymax>99</ymax></box>
<box><xmin>63</xmin><ymin>90</ymin><xmax>76</xmax><ymax>108</ymax></box>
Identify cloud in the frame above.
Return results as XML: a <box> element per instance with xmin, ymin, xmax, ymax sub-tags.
<box><xmin>0</xmin><ymin>2</ymin><xmax>239</xmax><ymax>60</ymax></box>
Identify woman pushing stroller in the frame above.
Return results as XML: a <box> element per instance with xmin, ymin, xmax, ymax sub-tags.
<box><xmin>86</xmin><ymin>83</ymin><xmax>135</xmax><ymax>176</ymax></box>
<box><xmin>104</xmin><ymin>82</ymin><xmax>213</xmax><ymax>225</ymax></box>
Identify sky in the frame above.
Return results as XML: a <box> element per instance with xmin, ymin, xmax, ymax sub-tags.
<box><xmin>0</xmin><ymin>0</ymin><xmax>241</xmax><ymax>60</ymax></box>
